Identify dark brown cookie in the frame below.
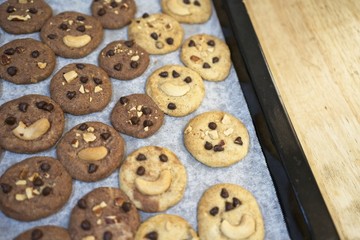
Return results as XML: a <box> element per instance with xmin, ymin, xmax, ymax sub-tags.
<box><xmin>0</xmin><ymin>0</ymin><xmax>52</xmax><ymax>34</ymax></box>
<box><xmin>0</xmin><ymin>156</ymin><xmax>72</xmax><ymax>221</ymax></box>
<box><xmin>14</xmin><ymin>225</ymin><xmax>71</xmax><ymax>240</ymax></box>
<box><xmin>0</xmin><ymin>94</ymin><xmax>65</xmax><ymax>154</ymax></box>
<box><xmin>69</xmin><ymin>187</ymin><xmax>140</xmax><ymax>240</ymax></box>
<box><xmin>110</xmin><ymin>94</ymin><xmax>164</xmax><ymax>138</ymax></box>
<box><xmin>50</xmin><ymin>63</ymin><xmax>112</xmax><ymax>115</ymax></box>
<box><xmin>0</xmin><ymin>38</ymin><xmax>56</xmax><ymax>84</ymax></box>
<box><xmin>91</xmin><ymin>0</ymin><xmax>136</xmax><ymax>29</ymax></box>
<box><xmin>56</xmin><ymin>122</ymin><xmax>125</xmax><ymax>182</ymax></box>
<box><xmin>40</xmin><ymin>11</ymin><xmax>103</xmax><ymax>58</ymax></box>
<box><xmin>98</xmin><ymin>40</ymin><xmax>150</xmax><ymax>80</ymax></box>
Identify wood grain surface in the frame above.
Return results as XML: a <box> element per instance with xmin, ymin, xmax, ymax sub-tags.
<box><xmin>244</xmin><ymin>0</ymin><xmax>360</xmax><ymax>239</ymax></box>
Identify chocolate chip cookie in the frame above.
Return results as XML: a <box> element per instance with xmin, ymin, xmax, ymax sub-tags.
<box><xmin>184</xmin><ymin>111</ymin><xmax>249</xmax><ymax>167</ymax></box>
<box><xmin>0</xmin><ymin>38</ymin><xmax>56</xmax><ymax>84</ymax></box>
<box><xmin>56</xmin><ymin>121</ymin><xmax>125</xmax><ymax>182</ymax></box>
<box><xmin>50</xmin><ymin>63</ymin><xmax>112</xmax><ymax>115</ymax></box>
<box><xmin>69</xmin><ymin>187</ymin><xmax>140</xmax><ymax>240</ymax></box>
<box><xmin>0</xmin><ymin>0</ymin><xmax>52</xmax><ymax>34</ymax></box>
<box><xmin>98</xmin><ymin>40</ymin><xmax>150</xmax><ymax>80</ymax></box>
<box><xmin>0</xmin><ymin>94</ymin><xmax>65</xmax><ymax>153</ymax></box>
<box><xmin>91</xmin><ymin>0</ymin><xmax>136</xmax><ymax>29</ymax></box>
<box><xmin>198</xmin><ymin>183</ymin><xmax>265</xmax><ymax>240</ymax></box>
<box><xmin>0</xmin><ymin>156</ymin><xmax>72</xmax><ymax>221</ymax></box>
<box><xmin>40</xmin><ymin>11</ymin><xmax>103</xmax><ymax>58</ymax></box>
<box><xmin>119</xmin><ymin>146</ymin><xmax>187</xmax><ymax>212</ymax></box>
<box><xmin>110</xmin><ymin>94</ymin><xmax>164</xmax><ymax>138</ymax></box>
<box><xmin>128</xmin><ymin>13</ymin><xmax>184</xmax><ymax>55</ymax></box>
<box><xmin>14</xmin><ymin>225</ymin><xmax>71</xmax><ymax>240</ymax></box>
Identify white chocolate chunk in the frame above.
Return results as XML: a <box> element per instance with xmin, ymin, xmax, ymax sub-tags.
<box><xmin>37</xmin><ymin>62</ymin><xmax>47</xmax><ymax>69</ymax></box>
<box><xmin>94</xmin><ymin>86</ymin><xmax>103</xmax><ymax>93</ymax></box>
<box><xmin>221</xmin><ymin>114</ymin><xmax>232</xmax><ymax>124</ymax></box>
<box><xmin>82</xmin><ymin>132</ymin><xmax>96</xmax><ymax>142</ymax></box>
<box><xmin>63</xmin><ymin>70</ymin><xmax>78</xmax><ymax>83</ymax></box>
<box><xmin>224</xmin><ymin>128</ymin><xmax>234</xmax><ymax>136</ymax></box>
<box><xmin>208</xmin><ymin>130</ymin><xmax>219</xmax><ymax>140</ymax></box>
<box><xmin>15</xmin><ymin>180</ymin><xmax>27</xmax><ymax>185</ymax></box>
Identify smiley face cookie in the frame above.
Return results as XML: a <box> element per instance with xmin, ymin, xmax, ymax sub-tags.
<box><xmin>69</xmin><ymin>187</ymin><xmax>140</xmax><ymax>240</ymax></box>
<box><xmin>184</xmin><ymin>111</ymin><xmax>249</xmax><ymax>167</ymax></box>
<box><xmin>198</xmin><ymin>183</ymin><xmax>265</xmax><ymax>240</ymax></box>
<box><xmin>110</xmin><ymin>94</ymin><xmax>164</xmax><ymax>138</ymax></box>
<box><xmin>14</xmin><ymin>226</ymin><xmax>71</xmax><ymax>240</ymax></box>
<box><xmin>119</xmin><ymin>146</ymin><xmax>187</xmax><ymax>212</ymax></box>
<box><xmin>181</xmin><ymin>34</ymin><xmax>231</xmax><ymax>81</ymax></box>
<box><xmin>128</xmin><ymin>13</ymin><xmax>184</xmax><ymax>55</ymax></box>
<box><xmin>0</xmin><ymin>156</ymin><xmax>72</xmax><ymax>221</ymax></box>
<box><xmin>50</xmin><ymin>63</ymin><xmax>112</xmax><ymax>115</ymax></box>
<box><xmin>0</xmin><ymin>38</ymin><xmax>56</xmax><ymax>84</ymax></box>
<box><xmin>0</xmin><ymin>0</ymin><xmax>52</xmax><ymax>34</ymax></box>
<box><xmin>0</xmin><ymin>94</ymin><xmax>65</xmax><ymax>153</ymax></box>
<box><xmin>40</xmin><ymin>11</ymin><xmax>103</xmax><ymax>58</ymax></box>
<box><xmin>135</xmin><ymin>214</ymin><xmax>199</xmax><ymax>240</ymax></box>
<box><xmin>161</xmin><ymin>0</ymin><xmax>212</xmax><ymax>24</ymax></box>
<box><xmin>146</xmin><ymin>65</ymin><xmax>205</xmax><ymax>117</ymax></box>
<box><xmin>57</xmin><ymin>122</ymin><xmax>125</xmax><ymax>182</ymax></box>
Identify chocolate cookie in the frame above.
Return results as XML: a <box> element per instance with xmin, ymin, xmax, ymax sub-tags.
<box><xmin>56</xmin><ymin>121</ymin><xmax>125</xmax><ymax>182</ymax></box>
<box><xmin>40</xmin><ymin>11</ymin><xmax>103</xmax><ymax>58</ymax></box>
<box><xmin>128</xmin><ymin>13</ymin><xmax>184</xmax><ymax>55</ymax></box>
<box><xmin>0</xmin><ymin>0</ymin><xmax>52</xmax><ymax>34</ymax></box>
<box><xmin>50</xmin><ymin>63</ymin><xmax>112</xmax><ymax>115</ymax></box>
<box><xmin>98</xmin><ymin>40</ymin><xmax>150</xmax><ymax>80</ymax></box>
<box><xmin>0</xmin><ymin>156</ymin><xmax>72</xmax><ymax>221</ymax></box>
<box><xmin>0</xmin><ymin>38</ymin><xmax>56</xmax><ymax>84</ymax></box>
<box><xmin>0</xmin><ymin>94</ymin><xmax>65</xmax><ymax>154</ymax></box>
<box><xmin>14</xmin><ymin>225</ymin><xmax>71</xmax><ymax>240</ymax></box>
<box><xmin>91</xmin><ymin>0</ymin><xmax>136</xmax><ymax>29</ymax></box>
<box><xmin>110</xmin><ymin>94</ymin><xmax>164</xmax><ymax>138</ymax></box>
<box><xmin>119</xmin><ymin>146</ymin><xmax>187</xmax><ymax>212</ymax></box>
<box><xmin>69</xmin><ymin>187</ymin><xmax>140</xmax><ymax>240</ymax></box>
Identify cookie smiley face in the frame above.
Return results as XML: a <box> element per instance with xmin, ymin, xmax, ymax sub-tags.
<box><xmin>56</xmin><ymin>122</ymin><xmax>125</xmax><ymax>182</ymax></box>
<box><xmin>40</xmin><ymin>11</ymin><xmax>103</xmax><ymax>58</ymax></box>
<box><xmin>198</xmin><ymin>184</ymin><xmax>265</xmax><ymax>240</ymax></box>
<box><xmin>119</xmin><ymin>146</ymin><xmax>187</xmax><ymax>212</ymax></box>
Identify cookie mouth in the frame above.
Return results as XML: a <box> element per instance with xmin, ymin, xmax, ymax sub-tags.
<box><xmin>63</xmin><ymin>34</ymin><xmax>92</xmax><ymax>48</ymax></box>
<box><xmin>220</xmin><ymin>214</ymin><xmax>256</xmax><ymax>239</ymax></box>
<box><xmin>135</xmin><ymin>169</ymin><xmax>172</xmax><ymax>195</ymax></box>
<box><xmin>78</xmin><ymin>146</ymin><xmax>109</xmax><ymax>161</ymax></box>
<box><xmin>12</xmin><ymin>118</ymin><xmax>50</xmax><ymax>141</ymax></box>
<box><xmin>7</xmin><ymin>14</ymin><xmax>31</xmax><ymax>21</ymax></box>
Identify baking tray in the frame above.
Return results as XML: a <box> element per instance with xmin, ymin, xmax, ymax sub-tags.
<box><xmin>212</xmin><ymin>0</ymin><xmax>339</xmax><ymax>239</ymax></box>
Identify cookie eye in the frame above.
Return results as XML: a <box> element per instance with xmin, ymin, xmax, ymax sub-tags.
<box><xmin>208</xmin><ymin>122</ymin><xmax>217</xmax><ymax>130</ymax></box>
<box><xmin>145</xmin><ymin>231</ymin><xmax>158</xmax><ymax>240</ymax></box>
<box><xmin>59</xmin><ymin>23</ymin><xmax>68</xmax><ymax>30</ymax></box>
<box><xmin>209</xmin><ymin>206</ymin><xmax>219</xmax><ymax>216</ymax></box>
<box><xmin>212</xmin><ymin>57</ymin><xmax>219</xmax><ymax>63</ymax></box>
<box><xmin>76</xmin><ymin>15</ymin><xmax>85</xmax><ymax>21</ymax></box>
<box><xmin>5</xmin><ymin>116</ymin><xmax>16</xmax><ymax>125</ymax></box>
<box><xmin>194</xmin><ymin>0</ymin><xmax>201</xmax><ymax>6</ymax></box>
<box><xmin>172</xmin><ymin>70</ymin><xmax>180</xmax><ymax>78</ymax></box>
<box><xmin>234</xmin><ymin>137</ymin><xmax>243</xmax><ymax>145</ymax></box>
<box><xmin>220</xmin><ymin>188</ymin><xmax>229</xmax><ymax>198</ymax></box>
<box><xmin>136</xmin><ymin>153</ymin><xmax>147</xmax><ymax>161</ymax></box>
<box><xmin>159</xmin><ymin>71</ymin><xmax>168</xmax><ymax>78</ymax></box>
<box><xmin>18</xmin><ymin>102</ymin><xmax>29</xmax><ymax>112</ymax></box>
<box><xmin>93</xmin><ymin>77</ymin><xmax>102</xmax><ymax>85</ymax></box>
<box><xmin>159</xmin><ymin>154</ymin><xmax>168</xmax><ymax>162</ymax></box>
<box><xmin>143</xmin><ymin>120</ymin><xmax>153</xmax><ymax>128</ymax></box>
<box><xmin>6</xmin><ymin>6</ymin><xmax>16</xmax><ymax>13</ymax></box>
<box><xmin>28</xmin><ymin>8</ymin><xmax>38</xmax><ymax>14</ymax></box>
<box><xmin>76</xmin><ymin>25</ymin><xmax>86</xmax><ymax>32</ymax></box>
<box><xmin>136</xmin><ymin>166</ymin><xmax>145</xmax><ymax>176</ymax></box>
<box><xmin>184</xmin><ymin>76</ymin><xmax>192</xmax><ymax>83</ymax></box>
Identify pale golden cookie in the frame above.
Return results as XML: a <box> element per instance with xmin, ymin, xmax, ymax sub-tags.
<box><xmin>184</xmin><ymin>111</ymin><xmax>249</xmax><ymax>167</ymax></box>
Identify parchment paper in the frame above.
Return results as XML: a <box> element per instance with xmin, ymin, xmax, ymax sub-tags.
<box><xmin>0</xmin><ymin>0</ymin><xmax>290</xmax><ymax>239</ymax></box>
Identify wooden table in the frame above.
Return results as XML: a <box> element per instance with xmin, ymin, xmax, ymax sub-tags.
<box><xmin>243</xmin><ymin>0</ymin><xmax>360</xmax><ymax>239</ymax></box>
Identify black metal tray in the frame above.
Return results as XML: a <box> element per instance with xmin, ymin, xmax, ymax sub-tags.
<box><xmin>213</xmin><ymin>1</ymin><xmax>339</xmax><ymax>239</ymax></box>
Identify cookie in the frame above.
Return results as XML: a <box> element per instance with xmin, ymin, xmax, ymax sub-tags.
<box><xmin>161</xmin><ymin>0</ymin><xmax>212</xmax><ymax>24</ymax></box>
<box><xmin>0</xmin><ymin>0</ymin><xmax>52</xmax><ymax>34</ymax></box>
<box><xmin>119</xmin><ymin>146</ymin><xmax>187</xmax><ymax>212</ymax></box>
<box><xmin>110</xmin><ymin>94</ymin><xmax>164</xmax><ymax>138</ymax></box>
<box><xmin>0</xmin><ymin>38</ymin><xmax>56</xmax><ymax>84</ymax></box>
<box><xmin>184</xmin><ymin>111</ymin><xmax>249</xmax><ymax>167</ymax></box>
<box><xmin>0</xmin><ymin>156</ymin><xmax>72</xmax><ymax>221</ymax></box>
<box><xmin>40</xmin><ymin>11</ymin><xmax>103</xmax><ymax>58</ymax></box>
<box><xmin>128</xmin><ymin>13</ymin><xmax>184</xmax><ymax>55</ymax></box>
<box><xmin>0</xmin><ymin>94</ymin><xmax>65</xmax><ymax>154</ymax></box>
<box><xmin>69</xmin><ymin>187</ymin><xmax>140</xmax><ymax>240</ymax></box>
<box><xmin>50</xmin><ymin>63</ymin><xmax>112</xmax><ymax>115</ymax></box>
<box><xmin>56</xmin><ymin>121</ymin><xmax>125</xmax><ymax>182</ymax></box>
<box><xmin>198</xmin><ymin>183</ymin><xmax>265</xmax><ymax>240</ymax></box>
<box><xmin>91</xmin><ymin>0</ymin><xmax>136</xmax><ymax>29</ymax></box>
<box><xmin>135</xmin><ymin>214</ymin><xmax>199</xmax><ymax>240</ymax></box>
<box><xmin>98</xmin><ymin>40</ymin><xmax>150</xmax><ymax>80</ymax></box>
<box><xmin>181</xmin><ymin>34</ymin><xmax>231</xmax><ymax>81</ymax></box>
<box><xmin>14</xmin><ymin>225</ymin><xmax>71</xmax><ymax>240</ymax></box>
<box><xmin>146</xmin><ymin>65</ymin><xmax>205</xmax><ymax>117</ymax></box>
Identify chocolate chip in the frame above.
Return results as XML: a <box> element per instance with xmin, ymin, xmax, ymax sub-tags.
<box><xmin>136</xmin><ymin>153</ymin><xmax>147</xmax><ymax>161</ymax></box>
<box><xmin>203</xmin><ymin>62</ymin><xmax>211</xmax><ymax>68</ymax></box>
<box><xmin>141</xmin><ymin>106</ymin><xmax>152</xmax><ymax>115</ymax></box>
<box><xmin>142</xmin><ymin>13</ymin><xmax>149</xmax><ymax>18</ymax></box>
<box><xmin>172</xmin><ymin>70</ymin><xmax>180</xmax><ymax>78</ymax></box>
<box><xmin>212</xmin><ymin>57</ymin><xmax>219</xmax><ymax>63</ymax></box>
<box><xmin>93</xmin><ymin>77</ymin><xmax>102</xmax><ymax>85</ymax></box>
<box><xmin>77</xmin><ymin>16</ymin><xmax>85</xmax><ymax>21</ymax></box>
<box><xmin>209</xmin><ymin>207</ymin><xmax>219</xmax><ymax>216</ymax></box>
<box><xmin>194</xmin><ymin>0</ymin><xmax>201</xmax><ymax>6</ymax></box>
<box><xmin>136</xmin><ymin>166</ymin><xmax>145</xmax><ymax>176</ymax></box>
<box><xmin>124</xmin><ymin>40</ymin><xmax>134</xmax><ymax>48</ymax></box>
<box><xmin>59</xmin><ymin>23</ymin><xmax>68</xmax><ymax>30</ymax></box>
<box><xmin>159</xmin><ymin>154</ymin><xmax>168</xmax><ymax>162</ymax></box>
<box><xmin>225</xmin><ymin>201</ymin><xmax>234</xmax><ymax>211</ymax></box>
<box><xmin>145</xmin><ymin>231</ymin><xmax>158</xmax><ymax>240</ymax></box>
<box><xmin>207</xmin><ymin>40</ymin><xmax>215</xmax><ymax>46</ymax></box>
<box><xmin>0</xmin><ymin>183</ymin><xmax>12</xmax><ymax>194</ymax></box>
<box><xmin>35</xmin><ymin>101</ymin><xmax>45</xmax><ymax>109</ymax></box>
<box><xmin>130</xmin><ymin>61</ymin><xmax>139</xmax><ymax>68</ymax></box>
<box><xmin>33</xmin><ymin>177</ymin><xmax>44</xmax><ymax>187</ymax></box>
<box><xmin>66</xmin><ymin>91</ymin><xmax>76</xmax><ymax>100</ymax></box>
<box><xmin>183</xmin><ymin>0</ymin><xmax>190</xmax><ymax>4</ymax></box>
<box><xmin>166</xmin><ymin>38</ymin><xmax>174</xmax><ymax>45</ymax></box>
<box><xmin>208</xmin><ymin>122</ymin><xmax>217</xmax><ymax>130</ymax></box>
<box><xmin>77</xmin><ymin>198</ymin><xmax>87</xmax><ymax>209</ymax></box>
<box><xmin>18</xmin><ymin>102</ymin><xmax>28</xmax><ymax>112</ymax></box>
<box><xmin>220</xmin><ymin>188</ymin><xmax>229</xmax><ymax>198</ymax></box>
<box><xmin>121</xmin><ymin>202</ymin><xmax>132</xmax><ymax>213</ymax></box>
<box><xmin>98</xmin><ymin>8</ymin><xmax>106</xmax><ymax>16</ymax></box>
<box><xmin>184</xmin><ymin>76</ymin><xmax>192</xmax><ymax>83</ymax></box>
<box><xmin>42</xmin><ymin>187</ymin><xmax>52</xmax><ymax>196</ymax></box>
<box><xmin>130</xmin><ymin>116</ymin><xmax>140</xmax><ymax>125</ymax></box>
<box><xmin>88</xmin><ymin>164</ymin><xmax>98</xmax><ymax>174</ymax></box>
<box><xmin>233</xmin><ymin>197</ymin><xmax>241</xmax><ymax>207</ymax></box>
<box><xmin>31</xmin><ymin>50</ymin><xmax>40</xmax><ymax>58</ymax></box>
<box><xmin>111</xmin><ymin>1</ymin><xmax>118</xmax><ymax>8</ymax></box>
<box><xmin>47</xmin><ymin>34</ymin><xmax>57</xmax><ymax>39</ymax></box>
<box><xmin>76</xmin><ymin>63</ymin><xmax>85</xmax><ymax>69</ymax></box>
<box><xmin>159</xmin><ymin>71</ymin><xmax>168</xmax><ymax>78</ymax></box>
<box><xmin>5</xmin><ymin>116</ymin><xmax>16</xmax><ymax>125</ymax></box>
<box><xmin>78</xmin><ymin>123</ymin><xmax>89</xmax><ymax>131</ymax></box>
<box><xmin>31</xmin><ymin>229</ymin><xmax>43</xmax><ymax>240</ymax></box>
<box><xmin>4</xmin><ymin>48</ymin><xmax>15</xmax><ymax>55</ymax></box>
<box><xmin>36</xmin><ymin>102</ymin><xmax>54</xmax><ymax>112</ymax></box>
<box><xmin>40</xmin><ymin>163</ymin><xmax>51</xmax><ymax>172</ymax></box>
<box><xmin>76</xmin><ymin>25</ymin><xmax>86</xmax><ymax>32</ymax></box>
<box><xmin>81</xmin><ymin>220</ymin><xmax>91</xmax><ymax>230</ymax></box>
<box><xmin>6</xmin><ymin>6</ymin><xmax>15</xmax><ymax>13</ymax></box>
<box><xmin>106</xmin><ymin>49</ymin><xmax>115</xmax><ymax>57</ymax></box>
<box><xmin>80</xmin><ymin>76</ymin><xmax>89</xmax><ymax>83</ymax></box>
<box><xmin>143</xmin><ymin>120</ymin><xmax>153</xmax><ymax>127</ymax></box>
<box><xmin>167</xmin><ymin>103</ymin><xmax>176</xmax><ymax>110</ymax></box>
<box><xmin>103</xmin><ymin>231</ymin><xmax>113</xmax><ymax>240</ymax></box>
<box><xmin>204</xmin><ymin>141</ymin><xmax>213</xmax><ymax>150</ymax></box>
<box><xmin>119</xmin><ymin>96</ymin><xmax>129</xmax><ymax>105</ymax></box>
<box><xmin>101</xmin><ymin>132</ymin><xmax>111</xmax><ymax>140</ymax></box>
<box><xmin>150</xmin><ymin>32</ymin><xmax>158</xmax><ymax>40</ymax></box>
<box><xmin>114</xmin><ymin>63</ymin><xmax>122</xmax><ymax>71</ymax></box>
<box><xmin>29</xmin><ymin>8</ymin><xmax>38</xmax><ymax>14</ymax></box>
<box><xmin>234</xmin><ymin>137</ymin><xmax>243</xmax><ymax>145</ymax></box>
<box><xmin>7</xmin><ymin>66</ymin><xmax>17</xmax><ymax>76</ymax></box>
<box><xmin>213</xmin><ymin>144</ymin><xmax>224</xmax><ymax>152</ymax></box>
<box><xmin>188</xmin><ymin>40</ymin><xmax>196</xmax><ymax>47</ymax></box>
